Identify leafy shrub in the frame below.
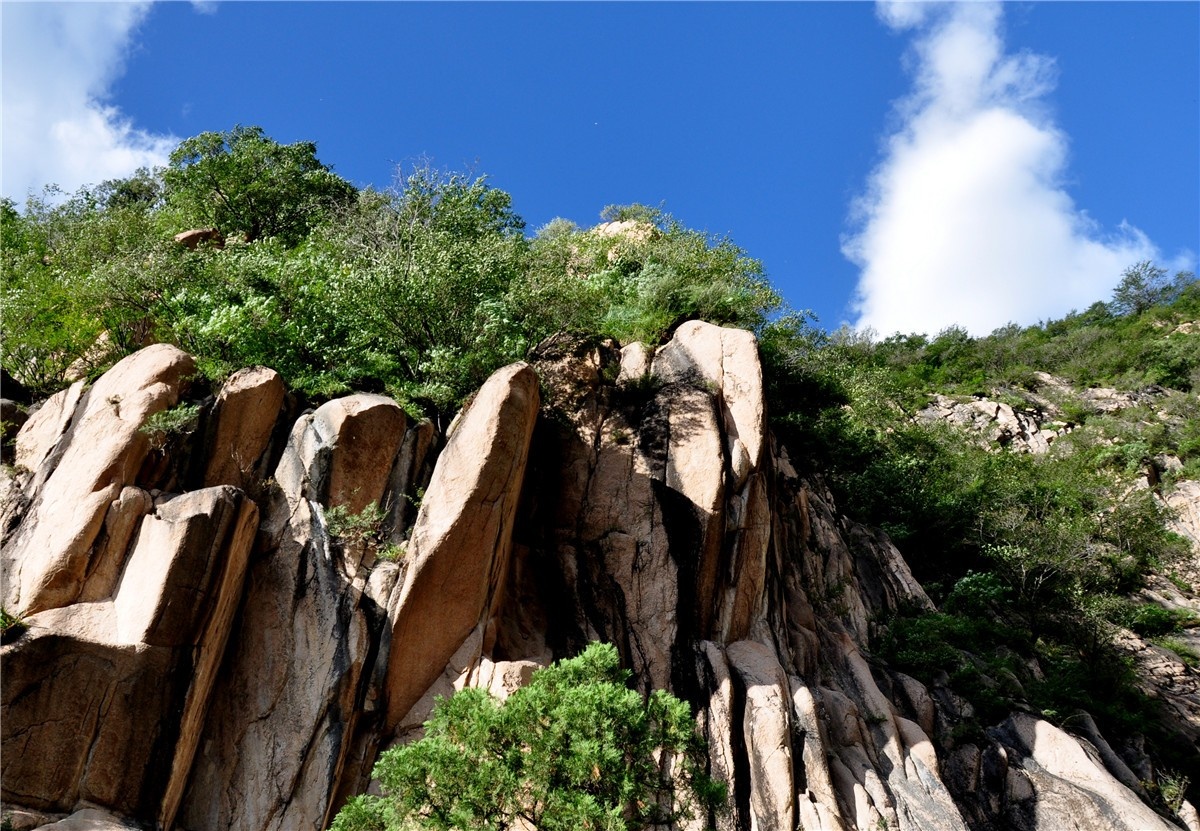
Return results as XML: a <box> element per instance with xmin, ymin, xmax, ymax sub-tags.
<box><xmin>0</xmin><ymin>607</ymin><xmax>28</xmax><ymax>644</ymax></box>
<box><xmin>332</xmin><ymin>642</ymin><xmax>724</xmax><ymax>831</ymax></box>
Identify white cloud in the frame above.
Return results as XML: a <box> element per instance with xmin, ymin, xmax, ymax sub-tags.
<box><xmin>845</xmin><ymin>1</ymin><xmax>1161</xmax><ymax>337</ymax></box>
<box><xmin>1</xmin><ymin>1</ymin><xmax>178</xmax><ymax>201</ymax></box>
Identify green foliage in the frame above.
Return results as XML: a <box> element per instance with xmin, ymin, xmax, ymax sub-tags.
<box><xmin>3</xmin><ymin>132</ymin><xmax>778</xmax><ymax>419</ymax></box>
<box><xmin>332</xmin><ymin>642</ymin><xmax>724</xmax><ymax>831</ymax></box>
<box><xmin>323</xmin><ymin>167</ymin><xmax>529</xmax><ymax>412</ymax></box>
<box><xmin>163</xmin><ymin>125</ymin><xmax>356</xmax><ymax>245</ymax></box>
<box><xmin>1154</xmin><ymin>636</ymin><xmax>1200</xmax><ymax>668</ymax></box>
<box><xmin>1109</xmin><ymin>261</ymin><xmax>1196</xmax><ymax>317</ymax></box>
<box><xmin>140</xmin><ymin>402</ymin><xmax>202</xmax><ymax>436</ymax></box>
<box><xmin>323</xmin><ymin>502</ymin><xmax>395</xmax><ymax>560</ymax></box>
<box><xmin>1156</xmin><ymin>770</ymin><xmax>1192</xmax><ymax>815</ymax></box>
<box><xmin>521</xmin><ymin>204</ymin><xmax>778</xmax><ymax>348</ymax></box>
<box><xmin>325</xmin><ymin>503</ymin><xmax>387</xmax><ymax>541</ymax></box>
<box><xmin>765</xmin><ymin>274</ymin><xmax>1200</xmax><ymax>787</ymax></box>
<box><xmin>0</xmin><ymin>607</ymin><xmax>28</xmax><ymax>644</ymax></box>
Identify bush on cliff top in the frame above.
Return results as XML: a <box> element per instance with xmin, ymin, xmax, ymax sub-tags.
<box><xmin>1</xmin><ymin>127</ymin><xmax>777</xmax><ymax>418</ymax></box>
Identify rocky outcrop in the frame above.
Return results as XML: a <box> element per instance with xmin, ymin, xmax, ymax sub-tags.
<box><xmin>918</xmin><ymin>394</ymin><xmax>1060</xmax><ymax>454</ymax></box>
<box><xmin>2</xmin><ymin>345</ymin><xmax>196</xmax><ymax>615</ymax></box>
<box><xmin>178</xmin><ymin>393</ymin><xmax>407</xmax><ymax>831</ymax></box>
<box><xmin>201</xmin><ymin>365</ymin><xmax>287</xmax><ymax>490</ymax></box>
<box><xmin>383</xmin><ymin>362</ymin><xmax>539</xmax><ymax>730</ymax></box>
<box><xmin>3</xmin><ymin>331</ymin><xmax>1193</xmax><ymax>831</ymax></box>
<box><xmin>1165</xmin><ymin>479</ymin><xmax>1200</xmax><ymax>560</ymax></box>
<box><xmin>1</xmin><ymin>486</ymin><xmax>257</xmax><ymax>826</ymax></box>
<box><xmin>173</xmin><ymin>227</ymin><xmax>224</xmax><ymax>250</ymax></box>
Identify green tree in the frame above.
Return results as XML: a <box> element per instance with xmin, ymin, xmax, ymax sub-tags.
<box><xmin>325</xmin><ymin>166</ymin><xmax>529</xmax><ymax>412</ymax></box>
<box><xmin>163</xmin><ymin>125</ymin><xmax>356</xmax><ymax>245</ymax></box>
<box><xmin>1109</xmin><ymin>261</ymin><xmax>1194</xmax><ymax>317</ymax></box>
<box><xmin>332</xmin><ymin>643</ymin><xmax>724</xmax><ymax>831</ymax></box>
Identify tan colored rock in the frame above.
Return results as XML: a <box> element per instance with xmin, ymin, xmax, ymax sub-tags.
<box><xmin>721</xmin><ymin>472</ymin><xmax>772</xmax><ymax>642</ymax></box>
<box><xmin>1</xmin><ymin>487</ymin><xmax>256</xmax><ymax>823</ymax></box>
<box><xmin>173</xmin><ymin>227</ymin><xmax>223</xmax><ymax>249</ymax></box>
<box><xmin>202</xmin><ymin>366</ymin><xmax>286</xmax><ymax>489</ymax></box>
<box><xmin>652</xmin><ymin>320</ymin><xmax>771</xmax><ymax>641</ymax></box>
<box><xmin>1</xmin><ymin>612</ymin><xmax>179</xmax><ymax>816</ymax></box>
<box><xmin>653</xmin><ymin>320</ymin><xmax>766</xmax><ymax>473</ymax></box>
<box><xmin>33</xmin><ymin>808</ymin><xmax>141</xmax><ymax>830</ymax></box>
<box><xmin>78</xmin><ymin>486</ymin><xmax>153</xmax><ymax>603</ymax></box>
<box><xmin>3</xmin><ymin>808</ymin><xmax>63</xmax><ymax>831</ymax></box>
<box><xmin>12</xmin><ymin>381</ymin><xmax>84</xmax><ymax>474</ymax></box>
<box><xmin>383</xmin><ymin>418</ymin><xmax>437</xmax><ymax>545</ymax></box>
<box><xmin>384</xmin><ymin>363</ymin><xmax>539</xmax><ymax>729</ymax></box>
<box><xmin>617</xmin><ymin>341</ymin><xmax>653</xmax><ymax>382</ymax></box>
<box><xmin>1080</xmin><ymin>386</ymin><xmax>1140</xmax><ymax>413</ymax></box>
<box><xmin>548</xmin><ymin>383</ymin><xmax>678</xmax><ymax>692</ymax></box>
<box><xmin>995</xmin><ymin>713</ymin><xmax>1180</xmax><ymax>830</ymax></box>
<box><xmin>790</xmin><ymin>681</ymin><xmax>849</xmax><ymax>831</ymax></box>
<box><xmin>274</xmin><ymin>393</ymin><xmax>407</xmax><ymax>515</ymax></box>
<box><xmin>469</xmin><ymin>657</ymin><xmax>541</xmax><ymax>700</ymax></box>
<box><xmin>665</xmin><ymin>386</ymin><xmax>726</xmax><ymax>636</ymax></box>
<box><xmin>1115</xmin><ymin>629</ymin><xmax>1200</xmax><ymax>748</ymax></box>
<box><xmin>178</xmin><ymin>394</ymin><xmax>409</xmax><ymax>831</ymax></box>
<box><xmin>918</xmin><ymin>394</ymin><xmax>1053</xmax><ymax>454</ymax></box>
<box><xmin>3</xmin><ymin>345</ymin><xmax>195</xmax><ymax>615</ymax></box>
<box><xmin>593</xmin><ymin>219</ymin><xmax>657</xmax><ymax>242</ymax></box>
<box><xmin>1164</xmin><ymin>479</ymin><xmax>1200</xmax><ymax>562</ymax></box>
<box><xmin>696</xmin><ymin>642</ymin><xmax>742</xmax><ymax>830</ymax></box>
<box><xmin>727</xmin><ymin>640</ymin><xmax>795</xmax><ymax>831</ymax></box>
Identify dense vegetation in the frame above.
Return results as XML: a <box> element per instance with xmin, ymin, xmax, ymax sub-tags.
<box><xmin>1</xmin><ymin>127</ymin><xmax>775</xmax><ymax>419</ymax></box>
<box><xmin>333</xmin><ymin>643</ymin><xmax>723</xmax><ymax>830</ymax></box>
<box><xmin>4</xmin><ymin>126</ymin><xmax>1198</xmax><ymax>812</ymax></box>
<box><xmin>761</xmin><ymin>270</ymin><xmax>1199</xmax><ymax>806</ymax></box>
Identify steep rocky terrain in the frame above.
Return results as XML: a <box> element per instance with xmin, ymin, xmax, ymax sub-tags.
<box><xmin>3</xmin><ymin>323</ymin><xmax>1198</xmax><ymax>831</ymax></box>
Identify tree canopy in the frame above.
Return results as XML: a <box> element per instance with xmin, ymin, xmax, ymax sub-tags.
<box><xmin>1</xmin><ymin>129</ymin><xmax>778</xmax><ymax>413</ymax></box>
<box><xmin>332</xmin><ymin>643</ymin><xmax>724</xmax><ymax>831</ymax></box>
<box><xmin>163</xmin><ymin>125</ymin><xmax>356</xmax><ymax>245</ymax></box>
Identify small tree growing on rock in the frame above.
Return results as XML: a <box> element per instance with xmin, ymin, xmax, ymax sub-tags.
<box><xmin>332</xmin><ymin>642</ymin><xmax>724</xmax><ymax>830</ymax></box>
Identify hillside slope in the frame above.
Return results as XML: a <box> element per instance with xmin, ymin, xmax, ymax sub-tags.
<box><xmin>3</xmin><ymin>320</ymin><xmax>1198</xmax><ymax>831</ymax></box>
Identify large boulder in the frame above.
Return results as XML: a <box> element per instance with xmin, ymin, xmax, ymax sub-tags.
<box><xmin>991</xmin><ymin>714</ymin><xmax>1182</xmax><ymax>831</ymax></box>
<box><xmin>202</xmin><ymin>366</ymin><xmax>287</xmax><ymax>490</ymax></box>
<box><xmin>178</xmin><ymin>393</ymin><xmax>407</xmax><ymax>831</ymax></box>
<box><xmin>726</xmin><ymin>640</ymin><xmax>796</xmax><ymax>831</ymax></box>
<box><xmin>1</xmin><ymin>486</ymin><xmax>257</xmax><ymax>825</ymax></box>
<box><xmin>2</xmin><ymin>345</ymin><xmax>196</xmax><ymax>614</ymax></box>
<box><xmin>383</xmin><ymin>363</ymin><xmax>540</xmax><ymax>729</ymax></box>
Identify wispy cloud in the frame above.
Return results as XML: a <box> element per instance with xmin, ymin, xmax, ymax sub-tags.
<box><xmin>844</xmin><ymin>1</ymin><xmax>1164</xmax><ymax>337</ymax></box>
<box><xmin>1</xmin><ymin>1</ymin><xmax>178</xmax><ymax>201</ymax></box>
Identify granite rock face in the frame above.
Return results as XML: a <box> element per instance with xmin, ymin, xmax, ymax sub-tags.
<box><xmin>3</xmin><ymin>334</ymin><xmax>1195</xmax><ymax>831</ymax></box>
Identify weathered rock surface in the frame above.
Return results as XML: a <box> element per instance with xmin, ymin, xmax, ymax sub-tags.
<box><xmin>202</xmin><ymin>365</ymin><xmax>287</xmax><ymax>490</ymax></box>
<box><xmin>919</xmin><ymin>394</ymin><xmax>1058</xmax><ymax>454</ymax></box>
<box><xmin>986</xmin><ymin>714</ymin><xmax>1182</xmax><ymax>831</ymax></box>
<box><xmin>179</xmin><ymin>393</ymin><xmax>408</xmax><ymax>831</ymax></box>
<box><xmin>1165</xmin><ymin>479</ymin><xmax>1200</xmax><ymax>561</ymax></box>
<box><xmin>383</xmin><ymin>362</ymin><xmax>540</xmax><ymax>729</ymax></box>
<box><xmin>3</xmin><ymin>334</ymin><xmax>1193</xmax><ymax>831</ymax></box>
<box><xmin>173</xmin><ymin>227</ymin><xmax>224</xmax><ymax>249</ymax></box>
<box><xmin>2</xmin><ymin>345</ymin><xmax>196</xmax><ymax>615</ymax></box>
<box><xmin>1</xmin><ymin>485</ymin><xmax>256</xmax><ymax>827</ymax></box>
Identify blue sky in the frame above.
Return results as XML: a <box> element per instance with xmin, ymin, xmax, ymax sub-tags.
<box><xmin>3</xmin><ymin>1</ymin><xmax>1197</xmax><ymax>336</ymax></box>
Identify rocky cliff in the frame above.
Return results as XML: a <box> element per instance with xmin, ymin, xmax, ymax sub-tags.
<box><xmin>2</xmin><ymin>324</ymin><xmax>1197</xmax><ymax>831</ymax></box>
